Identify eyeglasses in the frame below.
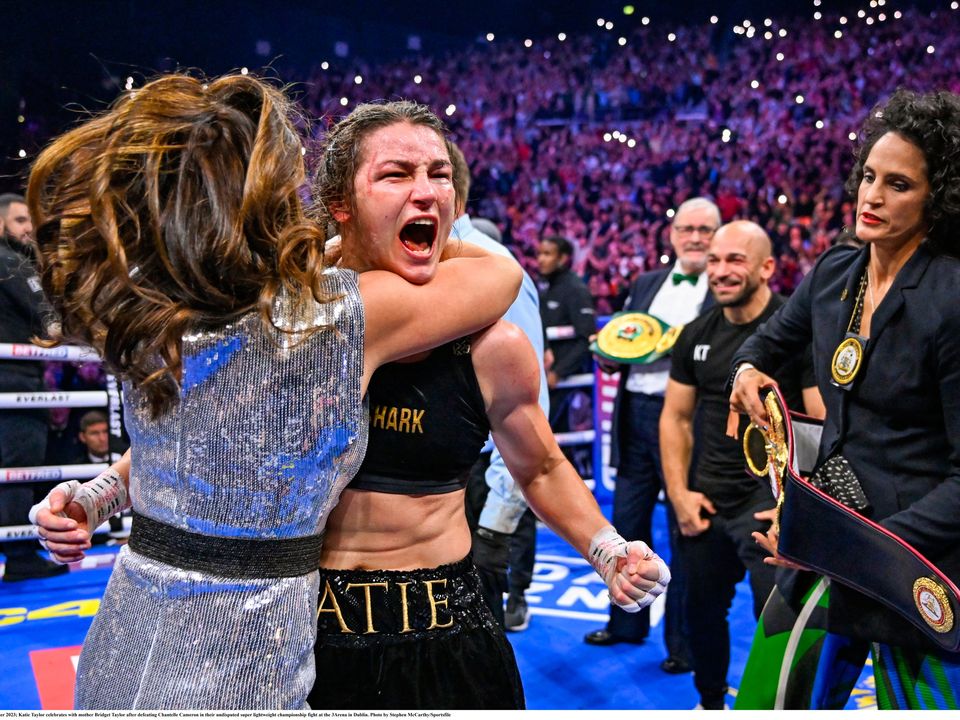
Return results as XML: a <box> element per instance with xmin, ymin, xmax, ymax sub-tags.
<box><xmin>673</xmin><ymin>225</ymin><xmax>717</xmax><ymax>237</ymax></box>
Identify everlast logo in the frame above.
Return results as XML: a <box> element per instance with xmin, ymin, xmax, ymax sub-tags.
<box><xmin>370</xmin><ymin>404</ymin><xmax>424</xmax><ymax>434</ymax></box>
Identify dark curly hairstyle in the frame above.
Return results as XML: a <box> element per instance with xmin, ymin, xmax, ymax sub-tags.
<box><xmin>314</xmin><ymin>100</ymin><xmax>448</xmax><ymax>232</ymax></box>
<box><xmin>27</xmin><ymin>73</ymin><xmax>333</xmax><ymax>417</ymax></box>
<box><xmin>845</xmin><ymin>88</ymin><xmax>960</xmax><ymax>256</ymax></box>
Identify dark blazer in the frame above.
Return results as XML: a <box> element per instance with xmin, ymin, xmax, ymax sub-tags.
<box><xmin>609</xmin><ymin>268</ymin><xmax>714</xmax><ymax>468</ymax></box>
<box><xmin>734</xmin><ymin>242</ymin><xmax>960</xmax><ymax>642</ymax></box>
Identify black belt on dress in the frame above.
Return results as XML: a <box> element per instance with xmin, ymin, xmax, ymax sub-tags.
<box><xmin>128</xmin><ymin>510</ymin><xmax>324</xmax><ymax>579</ymax></box>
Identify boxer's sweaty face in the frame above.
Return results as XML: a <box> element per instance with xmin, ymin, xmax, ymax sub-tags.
<box><xmin>341</xmin><ymin>121</ymin><xmax>454</xmax><ymax>285</ymax></box>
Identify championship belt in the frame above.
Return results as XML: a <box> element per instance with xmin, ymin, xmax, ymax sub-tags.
<box><xmin>743</xmin><ymin>384</ymin><xmax>960</xmax><ymax>652</ymax></box>
<box><xmin>591</xmin><ymin>312</ymin><xmax>681</xmax><ymax>364</ymax></box>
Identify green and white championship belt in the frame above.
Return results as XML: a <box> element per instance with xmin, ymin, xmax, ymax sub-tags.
<box><xmin>590</xmin><ymin>312</ymin><xmax>682</xmax><ymax>364</ymax></box>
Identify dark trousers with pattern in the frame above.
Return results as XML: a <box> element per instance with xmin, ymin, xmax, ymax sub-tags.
<box><xmin>608</xmin><ymin>392</ymin><xmax>690</xmax><ymax>661</ymax></box>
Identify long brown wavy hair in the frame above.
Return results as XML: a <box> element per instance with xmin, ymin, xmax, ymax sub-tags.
<box><xmin>27</xmin><ymin>73</ymin><xmax>332</xmax><ymax>417</ymax></box>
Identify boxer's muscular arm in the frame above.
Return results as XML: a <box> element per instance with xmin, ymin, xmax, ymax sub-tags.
<box><xmin>472</xmin><ymin>320</ymin><xmax>669</xmax><ymax>609</ymax></box>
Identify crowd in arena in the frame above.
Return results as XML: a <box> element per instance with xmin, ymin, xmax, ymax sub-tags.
<box><xmin>298</xmin><ymin>5</ymin><xmax>960</xmax><ymax>311</ymax></box>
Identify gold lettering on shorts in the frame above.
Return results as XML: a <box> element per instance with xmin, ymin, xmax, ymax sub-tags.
<box><xmin>399</xmin><ymin>407</ymin><xmax>411</xmax><ymax>432</ymax></box>
<box><xmin>345</xmin><ymin>581</ymin><xmax>389</xmax><ymax>634</ymax></box>
<box><xmin>386</xmin><ymin>407</ymin><xmax>398</xmax><ymax>431</ymax></box>
<box><xmin>411</xmin><ymin>409</ymin><xmax>424</xmax><ymax>433</ymax></box>
<box><xmin>424</xmin><ymin>578</ymin><xmax>454</xmax><ymax>629</ymax></box>
<box><xmin>372</xmin><ymin>404</ymin><xmax>388</xmax><ymax>428</ymax></box>
<box><xmin>396</xmin><ymin>581</ymin><xmax>414</xmax><ymax>633</ymax></box>
<box><xmin>317</xmin><ymin>580</ymin><xmax>353</xmax><ymax>634</ymax></box>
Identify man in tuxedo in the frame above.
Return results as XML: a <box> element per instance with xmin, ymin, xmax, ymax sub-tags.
<box><xmin>584</xmin><ymin>198</ymin><xmax>719</xmax><ymax>675</ymax></box>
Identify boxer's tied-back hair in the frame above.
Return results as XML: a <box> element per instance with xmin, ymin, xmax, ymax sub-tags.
<box><xmin>315</xmin><ymin>100</ymin><xmax>448</xmax><ymax>232</ymax></box>
<box><xmin>27</xmin><ymin>73</ymin><xmax>332</xmax><ymax>417</ymax></box>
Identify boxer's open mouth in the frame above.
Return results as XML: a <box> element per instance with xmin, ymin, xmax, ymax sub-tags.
<box><xmin>399</xmin><ymin>218</ymin><xmax>437</xmax><ymax>254</ymax></box>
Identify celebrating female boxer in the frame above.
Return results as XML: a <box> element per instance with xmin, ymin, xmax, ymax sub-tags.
<box><xmin>307</xmin><ymin>101</ymin><xmax>670</xmax><ymax>709</ymax></box>
<box><xmin>27</xmin><ymin>74</ymin><xmax>519</xmax><ymax>710</ymax></box>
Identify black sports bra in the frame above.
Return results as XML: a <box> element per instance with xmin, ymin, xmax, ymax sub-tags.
<box><xmin>349</xmin><ymin>338</ymin><xmax>490</xmax><ymax>494</ymax></box>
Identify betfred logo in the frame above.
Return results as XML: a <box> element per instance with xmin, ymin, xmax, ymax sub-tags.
<box><xmin>30</xmin><ymin>646</ymin><xmax>81</xmax><ymax>710</ymax></box>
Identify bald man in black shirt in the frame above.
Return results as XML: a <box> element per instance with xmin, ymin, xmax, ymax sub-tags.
<box><xmin>660</xmin><ymin>221</ymin><xmax>823</xmax><ymax>710</ymax></box>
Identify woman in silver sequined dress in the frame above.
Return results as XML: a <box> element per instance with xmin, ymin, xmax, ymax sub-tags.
<box><xmin>27</xmin><ymin>73</ymin><xmax>520</xmax><ymax>710</ymax></box>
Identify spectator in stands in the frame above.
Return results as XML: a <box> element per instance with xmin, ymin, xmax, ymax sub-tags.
<box><xmin>75</xmin><ymin>410</ymin><xmax>110</xmax><ymax>464</ymax></box>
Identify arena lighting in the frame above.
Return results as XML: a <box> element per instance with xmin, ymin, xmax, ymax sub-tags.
<box><xmin>413</xmin><ymin>74</ymin><xmax>422</xmax><ymax>84</ymax></box>
<box><xmin>623</xmin><ymin>5</ymin><xmax>635</xmax><ymax>15</ymax></box>
<box><xmin>879</xmin><ymin>13</ymin><xmax>886</xmax><ymax>21</ymax></box>
<box><xmin>627</xmin><ymin>138</ymin><xmax>637</xmax><ymax>148</ymax></box>
<box><xmin>878</xmin><ymin>0</ymin><xmax>885</xmax><ymax>4</ymax></box>
<box><xmin>17</xmin><ymin>115</ymin><xmax>24</xmax><ymax>123</ymax></box>
<box><xmin>816</xmin><ymin>119</ymin><xmax>825</xmax><ymax>129</ymax></box>
<box><xmin>848</xmin><ymin>132</ymin><xmax>858</xmax><ymax>140</ymax></box>
<box><xmin>597</xmin><ymin>17</ymin><xmax>605</xmax><ymax>26</ymax></box>
<box><xmin>668</xmin><ymin>32</ymin><xmax>677</xmax><ymax>41</ymax></box>
<box><xmin>543</xmin><ymin>51</ymin><xmax>551</xmax><ymax>59</ymax></box>
<box><xmin>641</xmin><ymin>16</ymin><xmax>650</xmax><ymax>25</ymax></box>
<box><xmin>558</xmin><ymin>32</ymin><xmax>567</xmax><ymax>41</ymax></box>
<box><xmin>618</xmin><ymin>135</ymin><xmax>627</xmax><ymax>143</ymax></box>
<box><xmin>813</xmin><ymin>0</ymin><xmax>821</xmax><ymax>5</ymax></box>
<box><xmin>814</xmin><ymin>11</ymin><xmax>822</xmax><ymax>19</ymax></box>
<box><xmin>445</xmin><ymin>104</ymin><xmax>456</xmax><ymax>116</ymax></box>
<box><xmin>869</xmin><ymin>0</ymin><xmax>877</xmax><ymax>7</ymax></box>
<box><xmin>927</xmin><ymin>45</ymin><xmax>936</xmax><ymax>54</ymax></box>
<box><xmin>866</xmin><ymin>17</ymin><xmax>875</xmax><ymax>25</ymax></box>
<box><xmin>953</xmin><ymin>1</ymin><xmax>959</xmax><ymax>9</ymax></box>
<box><xmin>486</xmin><ymin>32</ymin><xmax>495</xmax><ymax>41</ymax></box>
<box><xmin>751</xmin><ymin>80</ymin><xmax>760</xmax><ymax>88</ymax></box>
<box><xmin>612</xmin><ymin>130</ymin><xmax>622</xmax><ymax>139</ymax></box>
<box><xmin>734</xmin><ymin>25</ymin><xmax>744</xmax><ymax>33</ymax></box>
<box><xmin>839</xmin><ymin>15</ymin><xmax>848</xmax><ymax>24</ymax></box>
<box><xmin>18</xmin><ymin>149</ymin><xmax>26</xmax><ymax>158</ymax></box>
<box><xmin>619</xmin><ymin>37</ymin><xmax>628</xmax><ymax>46</ymax></box>
<box><xmin>240</xmin><ymin>67</ymin><xmax>249</xmax><ymax>75</ymax></box>
<box><xmin>710</xmin><ymin>15</ymin><xmax>718</xmax><ymax>23</ymax></box>
<box><xmin>858</xmin><ymin>10</ymin><xmax>866</xmax><ymax>18</ymax></box>
<box><xmin>835</xmin><ymin>30</ymin><xmax>843</xmax><ymax>38</ymax></box>
<box><xmin>743</xmin><ymin>19</ymin><xmax>751</xmax><ymax>27</ymax></box>
<box><xmin>746</xmin><ymin>26</ymin><xmax>756</xmax><ymax>37</ymax></box>
<box><xmin>603</xmin><ymin>132</ymin><xmax>613</xmax><ymax>142</ymax></box>
<box><xmin>666</xmin><ymin>209</ymin><xmax>675</xmax><ymax>218</ymax></box>
<box><xmin>605</xmin><ymin>21</ymin><xmax>614</xmax><ymax>30</ymax></box>
<box><xmin>340</xmin><ymin>97</ymin><xmax>349</xmax><ymax>106</ymax></box>
<box><xmin>660</xmin><ymin>254</ymin><xmax>671</xmax><ymax>264</ymax></box>
<box><xmin>894</xmin><ymin>10</ymin><xmax>902</xmax><ymax>18</ymax></box>
<box><xmin>778</xmin><ymin>194</ymin><xmax>788</xmax><ymax>205</ymax></box>
<box><xmin>354</xmin><ymin>75</ymin><xmax>363</xmax><ymax>84</ymax></box>
<box><xmin>321</xmin><ymin>61</ymin><xmax>329</xmax><ymax>70</ymax></box>
<box><xmin>795</xmin><ymin>94</ymin><xmax>804</xmax><ymax>104</ymax></box>
<box><xmin>776</xmin><ymin>52</ymin><xmax>785</xmax><ymax>60</ymax></box>
<box><xmin>764</xmin><ymin>31</ymin><xmax>773</xmax><ymax>39</ymax></box>
<box><xmin>764</xmin><ymin>18</ymin><xmax>773</xmax><ymax>26</ymax></box>
<box><xmin>524</xmin><ymin>38</ymin><xmax>533</xmax><ymax>47</ymax></box>
<box><xmin>779</xmin><ymin>28</ymin><xmax>787</xmax><ymax>36</ymax></box>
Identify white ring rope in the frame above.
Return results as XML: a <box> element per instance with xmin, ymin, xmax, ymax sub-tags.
<box><xmin>0</xmin><ymin>390</ymin><xmax>108</xmax><ymax>409</ymax></box>
<box><xmin>1</xmin><ymin>463</ymin><xmax>109</xmax><ymax>484</ymax></box>
<box><xmin>0</xmin><ymin>522</ymin><xmax>112</xmax><ymax>542</ymax></box>
<box><xmin>0</xmin><ymin>342</ymin><xmax>100</xmax><ymax>362</ymax></box>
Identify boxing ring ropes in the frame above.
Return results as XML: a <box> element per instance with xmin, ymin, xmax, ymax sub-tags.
<box><xmin>0</xmin><ymin>323</ymin><xmax>618</xmax><ymax>551</ymax></box>
<box><xmin>0</xmin><ymin>342</ymin><xmax>124</xmax><ymax>548</ymax></box>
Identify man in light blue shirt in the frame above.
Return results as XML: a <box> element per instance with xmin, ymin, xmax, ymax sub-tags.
<box><xmin>448</xmin><ymin>143</ymin><xmax>549</xmax><ymax>628</ymax></box>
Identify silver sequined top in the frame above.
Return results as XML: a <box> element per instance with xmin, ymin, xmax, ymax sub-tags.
<box><xmin>75</xmin><ymin>268</ymin><xmax>366</xmax><ymax>710</ymax></box>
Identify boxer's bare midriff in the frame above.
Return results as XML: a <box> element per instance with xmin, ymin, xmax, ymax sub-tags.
<box><xmin>320</xmin><ymin>487</ymin><xmax>471</xmax><ymax>570</ymax></box>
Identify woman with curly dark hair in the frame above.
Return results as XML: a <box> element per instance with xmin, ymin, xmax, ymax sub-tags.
<box><xmin>731</xmin><ymin>88</ymin><xmax>960</xmax><ymax>709</ymax></box>
<box><xmin>27</xmin><ymin>73</ymin><xmax>520</xmax><ymax>709</ymax></box>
